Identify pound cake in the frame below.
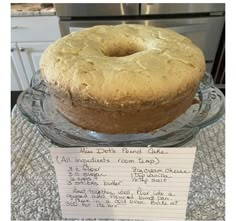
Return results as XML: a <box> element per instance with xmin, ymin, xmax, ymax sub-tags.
<box><xmin>40</xmin><ymin>24</ymin><xmax>205</xmax><ymax>134</ymax></box>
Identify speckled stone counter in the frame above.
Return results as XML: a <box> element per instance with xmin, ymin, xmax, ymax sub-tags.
<box><xmin>11</xmin><ymin>3</ymin><xmax>56</xmax><ymax>17</ymax></box>
<box><xmin>11</xmin><ymin>106</ymin><xmax>225</xmax><ymax>220</ymax></box>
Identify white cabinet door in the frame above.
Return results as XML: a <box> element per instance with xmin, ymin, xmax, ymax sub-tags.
<box><xmin>17</xmin><ymin>42</ymin><xmax>51</xmax><ymax>83</ymax></box>
<box><xmin>11</xmin><ymin>43</ymin><xmax>29</xmax><ymax>90</ymax></box>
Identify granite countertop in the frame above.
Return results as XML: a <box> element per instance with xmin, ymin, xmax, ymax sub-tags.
<box><xmin>11</xmin><ymin>3</ymin><xmax>56</xmax><ymax>17</ymax></box>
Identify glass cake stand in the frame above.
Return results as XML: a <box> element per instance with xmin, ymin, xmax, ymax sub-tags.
<box><xmin>17</xmin><ymin>71</ymin><xmax>225</xmax><ymax>147</ymax></box>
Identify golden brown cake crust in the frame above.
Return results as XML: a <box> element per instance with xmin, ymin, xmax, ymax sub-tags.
<box><xmin>40</xmin><ymin>24</ymin><xmax>205</xmax><ymax>110</ymax></box>
<box><xmin>52</xmin><ymin>87</ymin><xmax>196</xmax><ymax>134</ymax></box>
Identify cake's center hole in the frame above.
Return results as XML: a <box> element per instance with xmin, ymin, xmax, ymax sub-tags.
<box><xmin>104</xmin><ymin>42</ymin><xmax>145</xmax><ymax>57</ymax></box>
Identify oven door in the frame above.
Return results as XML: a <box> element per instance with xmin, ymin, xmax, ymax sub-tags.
<box><xmin>59</xmin><ymin>16</ymin><xmax>224</xmax><ymax>73</ymax></box>
<box><xmin>140</xmin><ymin>3</ymin><xmax>225</xmax><ymax>14</ymax></box>
<box><xmin>55</xmin><ymin>3</ymin><xmax>139</xmax><ymax>17</ymax></box>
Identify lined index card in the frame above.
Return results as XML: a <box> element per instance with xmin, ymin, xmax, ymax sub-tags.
<box><xmin>50</xmin><ymin>146</ymin><xmax>196</xmax><ymax>220</ymax></box>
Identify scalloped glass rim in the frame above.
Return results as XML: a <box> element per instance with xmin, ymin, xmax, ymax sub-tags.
<box><xmin>17</xmin><ymin>71</ymin><xmax>225</xmax><ymax>147</ymax></box>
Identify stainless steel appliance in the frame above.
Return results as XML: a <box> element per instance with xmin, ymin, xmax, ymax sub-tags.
<box><xmin>55</xmin><ymin>3</ymin><xmax>225</xmax><ymax>89</ymax></box>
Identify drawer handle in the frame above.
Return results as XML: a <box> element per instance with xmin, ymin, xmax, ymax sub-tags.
<box><xmin>11</xmin><ymin>26</ymin><xmax>27</xmax><ymax>29</ymax></box>
<box><xmin>11</xmin><ymin>48</ymin><xmax>15</xmax><ymax>52</ymax></box>
<box><xmin>11</xmin><ymin>26</ymin><xmax>19</xmax><ymax>29</ymax></box>
<box><xmin>19</xmin><ymin>47</ymin><xmax>25</xmax><ymax>52</ymax></box>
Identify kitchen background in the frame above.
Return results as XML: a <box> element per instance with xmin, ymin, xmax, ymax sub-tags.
<box><xmin>11</xmin><ymin>3</ymin><xmax>225</xmax><ymax>107</ymax></box>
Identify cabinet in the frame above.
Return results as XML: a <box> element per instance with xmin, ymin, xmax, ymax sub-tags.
<box><xmin>16</xmin><ymin>42</ymin><xmax>51</xmax><ymax>83</ymax></box>
<box><xmin>11</xmin><ymin>16</ymin><xmax>60</xmax><ymax>91</ymax></box>
<box><xmin>11</xmin><ymin>42</ymin><xmax>51</xmax><ymax>90</ymax></box>
<box><xmin>11</xmin><ymin>43</ymin><xmax>28</xmax><ymax>90</ymax></box>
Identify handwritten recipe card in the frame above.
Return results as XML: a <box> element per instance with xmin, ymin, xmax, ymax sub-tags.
<box><xmin>50</xmin><ymin>146</ymin><xmax>196</xmax><ymax>220</ymax></box>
